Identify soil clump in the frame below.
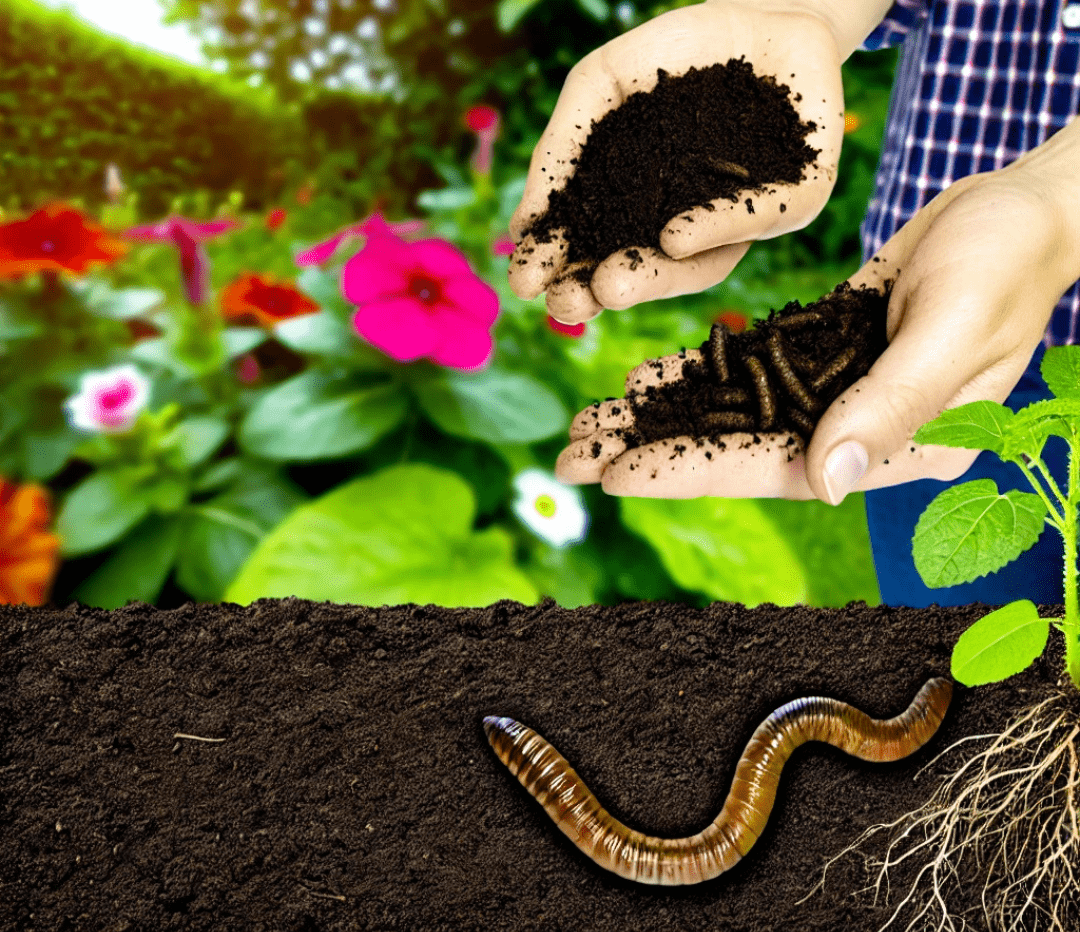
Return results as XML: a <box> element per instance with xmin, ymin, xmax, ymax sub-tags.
<box><xmin>520</xmin><ymin>59</ymin><xmax>820</xmax><ymax>281</ymax></box>
<box><xmin>622</xmin><ymin>281</ymin><xmax>890</xmax><ymax>452</ymax></box>
<box><xmin>0</xmin><ymin>597</ymin><xmax>1071</xmax><ymax>932</ymax></box>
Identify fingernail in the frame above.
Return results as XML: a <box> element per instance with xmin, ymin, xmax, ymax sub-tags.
<box><xmin>823</xmin><ymin>441</ymin><xmax>869</xmax><ymax>505</ymax></box>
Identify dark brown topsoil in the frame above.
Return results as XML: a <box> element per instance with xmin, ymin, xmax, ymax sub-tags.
<box><xmin>520</xmin><ymin>59</ymin><xmax>820</xmax><ymax>280</ymax></box>
<box><xmin>621</xmin><ymin>281</ymin><xmax>891</xmax><ymax>453</ymax></box>
<box><xmin>1</xmin><ymin>598</ymin><xmax>1073</xmax><ymax>932</ymax></box>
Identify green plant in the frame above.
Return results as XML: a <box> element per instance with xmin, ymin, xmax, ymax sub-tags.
<box><xmin>911</xmin><ymin>345</ymin><xmax>1080</xmax><ymax>689</ymax></box>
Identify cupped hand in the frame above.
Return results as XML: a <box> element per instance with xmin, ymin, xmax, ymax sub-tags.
<box><xmin>556</xmin><ymin>165</ymin><xmax>1080</xmax><ymax>503</ymax></box>
<box><xmin>508</xmin><ymin>0</ymin><xmax>847</xmax><ymax>324</ymax></box>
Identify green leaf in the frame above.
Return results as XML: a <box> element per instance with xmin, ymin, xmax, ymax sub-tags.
<box><xmin>496</xmin><ymin>0</ymin><xmax>545</xmax><ymax>32</ymax></box>
<box><xmin>0</xmin><ymin>298</ymin><xmax>43</xmax><ymax>339</ymax></box>
<box><xmin>81</xmin><ymin>284</ymin><xmax>165</xmax><ymax>320</ymax></box>
<box><xmin>912</xmin><ymin>479</ymin><xmax>1048</xmax><ymax>588</ymax></box>
<box><xmin>619</xmin><ymin>497</ymin><xmax>807</xmax><ymax>607</ymax></box>
<box><xmin>415</xmin><ymin>368</ymin><xmax>568</xmax><ymax>444</ymax></box>
<box><xmin>415</xmin><ymin>186</ymin><xmax>476</xmax><ymax>211</ymax></box>
<box><xmin>221</xmin><ymin>327</ymin><xmax>266</xmax><ymax>358</ymax></box>
<box><xmin>913</xmin><ymin>401</ymin><xmax>1014</xmax><ymax>454</ymax></box>
<box><xmin>575</xmin><ymin>0</ymin><xmax>610</xmax><ymax>21</ymax></box>
<box><xmin>21</xmin><ymin>427</ymin><xmax>82</xmax><ymax>481</ymax></box>
<box><xmin>295</xmin><ymin>266</ymin><xmax>352</xmax><ymax>315</ymax></box>
<box><xmin>169</xmin><ymin>416</ymin><xmax>230</xmax><ymax>468</ymax></box>
<box><xmin>273</xmin><ymin>310</ymin><xmax>354</xmax><ymax>355</ymax></box>
<box><xmin>177</xmin><ymin>468</ymin><xmax>305</xmax><ymax>602</ymax></box>
<box><xmin>1002</xmin><ymin>397</ymin><xmax>1080</xmax><ymax>460</ymax></box>
<box><xmin>1041</xmin><ymin>346</ymin><xmax>1080</xmax><ymax>399</ymax></box>
<box><xmin>238</xmin><ymin>370</ymin><xmax>407</xmax><ymax>460</ymax></box>
<box><xmin>951</xmin><ymin>600</ymin><xmax>1050</xmax><ymax>686</ymax></box>
<box><xmin>73</xmin><ymin>516</ymin><xmax>183</xmax><ymax>609</ymax></box>
<box><xmin>57</xmin><ymin>471</ymin><xmax>152</xmax><ymax>556</ymax></box>
<box><xmin>193</xmin><ymin>457</ymin><xmax>243</xmax><ymax>493</ymax></box>
<box><xmin>226</xmin><ymin>462</ymin><xmax>538</xmax><ymax>607</ymax></box>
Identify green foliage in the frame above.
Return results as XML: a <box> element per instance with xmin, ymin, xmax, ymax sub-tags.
<box><xmin>950</xmin><ymin>600</ymin><xmax>1050</xmax><ymax>686</ymax></box>
<box><xmin>0</xmin><ymin>0</ymin><xmax>307</xmax><ymax>218</ymax></box>
<box><xmin>226</xmin><ymin>463</ymin><xmax>539</xmax><ymax>606</ymax></box>
<box><xmin>912</xmin><ymin>346</ymin><xmax>1080</xmax><ymax>688</ymax></box>
<box><xmin>619</xmin><ymin>496</ymin><xmax>808</xmax><ymax>607</ymax></box>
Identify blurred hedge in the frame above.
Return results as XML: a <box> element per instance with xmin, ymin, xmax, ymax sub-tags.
<box><xmin>0</xmin><ymin>0</ymin><xmax>308</xmax><ymax>217</ymax></box>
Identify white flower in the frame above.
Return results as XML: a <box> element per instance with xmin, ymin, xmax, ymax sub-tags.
<box><xmin>512</xmin><ymin>468</ymin><xmax>589</xmax><ymax>547</ymax></box>
<box><xmin>64</xmin><ymin>364</ymin><xmax>151</xmax><ymax>434</ymax></box>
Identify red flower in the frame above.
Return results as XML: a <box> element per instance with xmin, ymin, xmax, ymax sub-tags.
<box><xmin>547</xmin><ymin>315</ymin><xmax>586</xmax><ymax>338</ymax></box>
<box><xmin>716</xmin><ymin>310</ymin><xmax>748</xmax><ymax>333</ymax></box>
<box><xmin>464</xmin><ymin>105</ymin><xmax>500</xmax><ymax>133</ymax></box>
<box><xmin>220</xmin><ymin>273</ymin><xmax>320</xmax><ymax>328</ymax></box>
<box><xmin>0</xmin><ymin>477</ymin><xmax>60</xmax><ymax>606</ymax></box>
<box><xmin>266</xmin><ymin>208</ymin><xmax>287</xmax><ymax>231</ymax></box>
<box><xmin>492</xmin><ymin>234</ymin><xmax>516</xmax><ymax>257</ymax></box>
<box><xmin>0</xmin><ymin>203</ymin><xmax>128</xmax><ymax>279</ymax></box>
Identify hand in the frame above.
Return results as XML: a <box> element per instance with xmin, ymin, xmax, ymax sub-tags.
<box><xmin>508</xmin><ymin>0</ymin><xmax>851</xmax><ymax>324</ymax></box>
<box><xmin>556</xmin><ymin>163</ymin><xmax>1080</xmax><ymax>504</ymax></box>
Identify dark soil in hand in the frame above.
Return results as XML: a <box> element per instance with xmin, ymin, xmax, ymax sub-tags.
<box><xmin>520</xmin><ymin>59</ymin><xmax>820</xmax><ymax>280</ymax></box>
<box><xmin>1</xmin><ymin>598</ymin><xmax>1070</xmax><ymax>932</ymax></box>
<box><xmin>623</xmin><ymin>281</ymin><xmax>891</xmax><ymax>454</ymax></box>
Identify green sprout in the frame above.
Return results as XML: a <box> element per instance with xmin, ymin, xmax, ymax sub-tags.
<box><xmin>912</xmin><ymin>345</ymin><xmax>1080</xmax><ymax>689</ymax></box>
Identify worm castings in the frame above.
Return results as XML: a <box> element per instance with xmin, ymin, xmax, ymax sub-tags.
<box><xmin>521</xmin><ymin>59</ymin><xmax>820</xmax><ymax>282</ymax></box>
<box><xmin>623</xmin><ymin>281</ymin><xmax>891</xmax><ymax>452</ymax></box>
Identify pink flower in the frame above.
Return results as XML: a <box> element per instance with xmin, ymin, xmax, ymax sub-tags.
<box><xmin>464</xmin><ymin>105</ymin><xmax>500</xmax><ymax>175</ymax></box>
<box><xmin>64</xmin><ymin>364</ymin><xmax>151</xmax><ymax>433</ymax></box>
<box><xmin>342</xmin><ymin>229</ymin><xmax>499</xmax><ymax>371</ymax></box>
<box><xmin>547</xmin><ymin>316</ymin><xmax>586</xmax><ymax>338</ymax></box>
<box><xmin>492</xmin><ymin>234</ymin><xmax>516</xmax><ymax>257</ymax></box>
<box><xmin>296</xmin><ymin>212</ymin><xmax>425</xmax><ymax>267</ymax></box>
<box><xmin>124</xmin><ymin>215</ymin><xmax>239</xmax><ymax>306</ymax></box>
<box><xmin>236</xmin><ymin>354</ymin><xmax>261</xmax><ymax>385</ymax></box>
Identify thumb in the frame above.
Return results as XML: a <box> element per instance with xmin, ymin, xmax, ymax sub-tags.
<box><xmin>803</xmin><ymin>283</ymin><xmax>996</xmax><ymax>507</ymax></box>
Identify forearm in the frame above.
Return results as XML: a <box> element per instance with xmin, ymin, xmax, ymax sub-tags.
<box><xmin>728</xmin><ymin>0</ymin><xmax>897</xmax><ymax>58</ymax></box>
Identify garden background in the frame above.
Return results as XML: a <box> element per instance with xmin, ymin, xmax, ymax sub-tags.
<box><xmin>0</xmin><ymin>0</ymin><xmax>899</xmax><ymax>611</ymax></box>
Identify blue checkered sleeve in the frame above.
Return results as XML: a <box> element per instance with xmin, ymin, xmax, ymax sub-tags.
<box><xmin>857</xmin><ymin>0</ymin><xmax>1080</xmax><ymax>346</ymax></box>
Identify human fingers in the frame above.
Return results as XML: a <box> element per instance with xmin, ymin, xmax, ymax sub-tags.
<box><xmin>590</xmin><ymin>241</ymin><xmax>752</xmax><ymax>310</ymax></box>
<box><xmin>569</xmin><ymin>399</ymin><xmax>635</xmax><ymax>441</ymax></box>
<box><xmin>806</xmin><ymin>185</ymin><xmax>1062</xmax><ymax>505</ymax></box>
<box><xmin>623</xmin><ymin>349</ymin><xmax>702</xmax><ymax>394</ymax></box>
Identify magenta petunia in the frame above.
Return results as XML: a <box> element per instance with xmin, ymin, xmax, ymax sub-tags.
<box><xmin>342</xmin><ymin>229</ymin><xmax>499</xmax><ymax>371</ymax></box>
<box><xmin>124</xmin><ymin>215</ymin><xmax>239</xmax><ymax>306</ymax></box>
<box><xmin>295</xmin><ymin>212</ymin><xmax>425</xmax><ymax>267</ymax></box>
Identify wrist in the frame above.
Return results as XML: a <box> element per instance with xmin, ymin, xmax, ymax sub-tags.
<box><xmin>761</xmin><ymin>0</ymin><xmax>897</xmax><ymax>58</ymax></box>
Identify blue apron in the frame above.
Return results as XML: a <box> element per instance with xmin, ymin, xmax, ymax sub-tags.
<box><xmin>864</xmin><ymin>344</ymin><xmax>1066</xmax><ymax>607</ymax></box>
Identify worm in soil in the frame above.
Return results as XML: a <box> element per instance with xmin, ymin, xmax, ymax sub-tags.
<box><xmin>744</xmin><ymin>355</ymin><xmax>776</xmax><ymax>430</ymax></box>
<box><xmin>767</xmin><ymin>333</ymin><xmax>820</xmax><ymax>413</ymax></box>
<box><xmin>708</xmin><ymin>322</ymin><xmax>731</xmax><ymax>382</ymax></box>
<box><xmin>772</xmin><ymin>310</ymin><xmax>826</xmax><ymax>330</ymax></box>
<box><xmin>701</xmin><ymin>410</ymin><xmax>755</xmax><ymax>432</ymax></box>
<box><xmin>712</xmin><ymin>386</ymin><xmax>752</xmax><ymax>406</ymax></box>
<box><xmin>787</xmin><ymin>407</ymin><xmax>817</xmax><ymax>439</ymax></box>
<box><xmin>809</xmin><ymin>345</ymin><xmax>860</xmax><ymax>394</ymax></box>
<box><xmin>484</xmin><ymin>677</ymin><xmax>952</xmax><ymax>886</ymax></box>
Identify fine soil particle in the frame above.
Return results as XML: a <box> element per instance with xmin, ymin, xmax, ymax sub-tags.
<box><xmin>624</xmin><ymin>282</ymin><xmax>890</xmax><ymax>454</ymax></box>
<box><xmin>522</xmin><ymin>59</ymin><xmax>819</xmax><ymax>282</ymax></box>
<box><xmin>0</xmin><ymin>598</ymin><xmax>1071</xmax><ymax>932</ymax></box>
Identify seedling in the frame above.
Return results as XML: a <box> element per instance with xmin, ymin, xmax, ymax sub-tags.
<box><xmin>911</xmin><ymin>344</ymin><xmax>1080</xmax><ymax>690</ymax></box>
<box><xmin>808</xmin><ymin>347</ymin><xmax>1080</xmax><ymax>932</ymax></box>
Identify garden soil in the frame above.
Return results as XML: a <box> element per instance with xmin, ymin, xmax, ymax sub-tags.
<box><xmin>1</xmin><ymin>597</ymin><xmax>1070</xmax><ymax>932</ymax></box>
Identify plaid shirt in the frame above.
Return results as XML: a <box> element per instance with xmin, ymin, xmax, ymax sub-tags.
<box><xmin>859</xmin><ymin>0</ymin><xmax>1080</xmax><ymax>346</ymax></box>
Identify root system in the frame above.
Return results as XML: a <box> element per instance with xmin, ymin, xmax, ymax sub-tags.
<box><xmin>805</xmin><ymin>692</ymin><xmax>1080</xmax><ymax>932</ymax></box>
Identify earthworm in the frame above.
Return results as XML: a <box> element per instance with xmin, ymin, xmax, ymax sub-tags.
<box><xmin>787</xmin><ymin>407</ymin><xmax>817</xmax><ymax>439</ymax></box>
<box><xmin>744</xmin><ymin>355</ymin><xmax>776</xmax><ymax>430</ymax></box>
<box><xmin>773</xmin><ymin>309</ymin><xmax>826</xmax><ymax>330</ymax></box>
<box><xmin>706</xmin><ymin>156</ymin><xmax>751</xmax><ymax>180</ymax></box>
<box><xmin>809</xmin><ymin>344</ymin><xmax>860</xmax><ymax>394</ymax></box>
<box><xmin>710</xmin><ymin>386</ymin><xmax>752</xmax><ymax>407</ymax></box>
<box><xmin>707</xmin><ymin>321</ymin><xmax>731</xmax><ymax>382</ymax></box>
<box><xmin>768</xmin><ymin>332</ymin><xmax>820</xmax><ymax>413</ymax></box>
<box><xmin>701</xmin><ymin>410</ymin><xmax>755</xmax><ymax>432</ymax></box>
<box><xmin>484</xmin><ymin>677</ymin><xmax>952</xmax><ymax>886</ymax></box>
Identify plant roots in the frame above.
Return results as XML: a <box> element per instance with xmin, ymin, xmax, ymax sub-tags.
<box><xmin>802</xmin><ymin>692</ymin><xmax>1080</xmax><ymax>932</ymax></box>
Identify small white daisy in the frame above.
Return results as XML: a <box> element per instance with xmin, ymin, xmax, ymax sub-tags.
<box><xmin>512</xmin><ymin>468</ymin><xmax>588</xmax><ymax>547</ymax></box>
<box><xmin>64</xmin><ymin>364</ymin><xmax>151</xmax><ymax>434</ymax></box>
